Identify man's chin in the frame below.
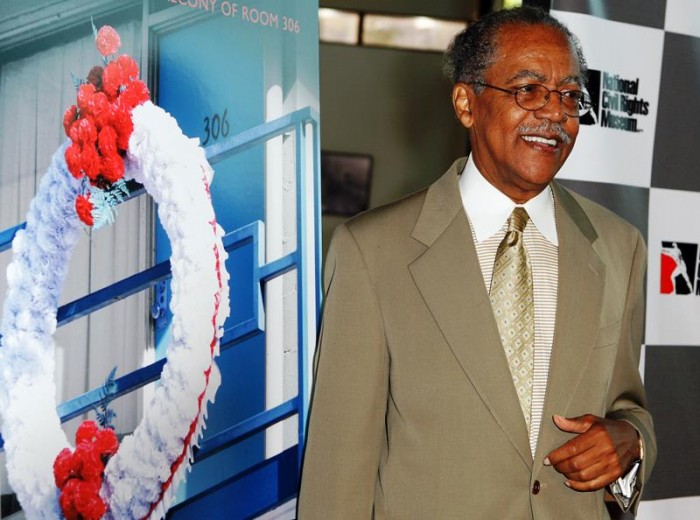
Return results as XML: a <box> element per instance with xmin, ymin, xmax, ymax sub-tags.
<box><xmin>516</xmin><ymin>168</ymin><xmax>561</xmax><ymax>189</ymax></box>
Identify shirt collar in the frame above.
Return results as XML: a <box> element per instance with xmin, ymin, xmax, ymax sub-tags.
<box><xmin>458</xmin><ymin>154</ymin><xmax>558</xmax><ymax>246</ymax></box>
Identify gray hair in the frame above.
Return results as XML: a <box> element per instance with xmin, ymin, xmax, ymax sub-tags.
<box><xmin>444</xmin><ymin>6</ymin><xmax>587</xmax><ymax>93</ymax></box>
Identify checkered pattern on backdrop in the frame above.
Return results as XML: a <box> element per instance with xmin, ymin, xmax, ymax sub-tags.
<box><xmin>550</xmin><ymin>1</ymin><xmax>700</xmax><ymax>517</ymax></box>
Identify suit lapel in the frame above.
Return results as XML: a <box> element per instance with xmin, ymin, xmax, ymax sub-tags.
<box><xmin>408</xmin><ymin>159</ymin><xmax>533</xmax><ymax>469</ymax></box>
<box><xmin>537</xmin><ymin>183</ymin><xmax>605</xmax><ymax>456</ymax></box>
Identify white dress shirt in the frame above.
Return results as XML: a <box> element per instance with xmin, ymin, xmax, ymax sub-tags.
<box><xmin>459</xmin><ymin>154</ymin><xmax>558</xmax><ymax>457</ymax></box>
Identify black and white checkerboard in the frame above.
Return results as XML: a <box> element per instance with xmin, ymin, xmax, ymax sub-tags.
<box><xmin>551</xmin><ymin>1</ymin><xmax>700</xmax><ymax>516</ymax></box>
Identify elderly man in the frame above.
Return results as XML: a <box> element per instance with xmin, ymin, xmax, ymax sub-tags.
<box><xmin>298</xmin><ymin>6</ymin><xmax>655</xmax><ymax>519</ymax></box>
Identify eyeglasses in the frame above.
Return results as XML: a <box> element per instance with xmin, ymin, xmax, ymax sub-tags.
<box><xmin>472</xmin><ymin>82</ymin><xmax>592</xmax><ymax>118</ymax></box>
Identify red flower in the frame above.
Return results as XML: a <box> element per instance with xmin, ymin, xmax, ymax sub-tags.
<box><xmin>86</xmin><ymin>66</ymin><xmax>104</xmax><ymax>90</ymax></box>
<box><xmin>74</xmin><ymin>480</ymin><xmax>107</xmax><ymax>520</ymax></box>
<box><xmin>74</xmin><ymin>117</ymin><xmax>98</xmax><ymax>145</ymax></box>
<box><xmin>97</xmin><ymin>125</ymin><xmax>118</xmax><ymax>156</ymax></box>
<box><xmin>63</xmin><ymin>105</ymin><xmax>79</xmax><ymax>137</ymax></box>
<box><xmin>112</xmin><ymin>106</ymin><xmax>134</xmax><ymax>150</ymax></box>
<box><xmin>102</xmin><ymin>55</ymin><xmax>141</xmax><ymax>98</ymax></box>
<box><xmin>76</xmin><ymin>84</ymin><xmax>97</xmax><ymax>113</ymax></box>
<box><xmin>65</xmin><ymin>143</ymin><xmax>83</xmax><ymax>179</ymax></box>
<box><xmin>119</xmin><ymin>79</ymin><xmax>150</xmax><ymax>110</ymax></box>
<box><xmin>76</xmin><ymin>421</ymin><xmax>99</xmax><ymax>445</ymax></box>
<box><xmin>59</xmin><ymin>479</ymin><xmax>81</xmax><ymax>520</ymax></box>
<box><xmin>53</xmin><ymin>448</ymin><xmax>75</xmax><ymax>488</ymax></box>
<box><xmin>73</xmin><ymin>442</ymin><xmax>104</xmax><ymax>484</ymax></box>
<box><xmin>76</xmin><ymin>195</ymin><xmax>94</xmax><ymax>226</ymax></box>
<box><xmin>95</xmin><ymin>428</ymin><xmax>119</xmax><ymax>457</ymax></box>
<box><xmin>85</xmin><ymin>92</ymin><xmax>111</xmax><ymax>128</ymax></box>
<box><xmin>115</xmin><ymin>55</ymin><xmax>139</xmax><ymax>82</ymax></box>
<box><xmin>101</xmin><ymin>152</ymin><xmax>125</xmax><ymax>184</ymax></box>
<box><xmin>68</xmin><ymin>119</ymin><xmax>80</xmax><ymax>143</ymax></box>
<box><xmin>60</xmin><ymin>479</ymin><xmax>107</xmax><ymax>520</ymax></box>
<box><xmin>101</xmin><ymin>61</ymin><xmax>123</xmax><ymax>98</ymax></box>
<box><xmin>79</xmin><ymin>144</ymin><xmax>102</xmax><ymax>181</ymax></box>
<box><xmin>96</xmin><ymin>25</ymin><xmax>121</xmax><ymax>57</ymax></box>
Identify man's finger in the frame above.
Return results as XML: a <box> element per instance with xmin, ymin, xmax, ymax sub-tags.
<box><xmin>544</xmin><ymin>435</ymin><xmax>596</xmax><ymax>466</ymax></box>
<box><xmin>556</xmin><ymin>456</ymin><xmax>610</xmax><ymax>483</ymax></box>
<box><xmin>565</xmin><ymin>471</ymin><xmax>617</xmax><ymax>492</ymax></box>
<box><xmin>552</xmin><ymin>414</ymin><xmax>593</xmax><ymax>434</ymax></box>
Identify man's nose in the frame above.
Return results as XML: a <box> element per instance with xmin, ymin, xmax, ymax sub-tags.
<box><xmin>534</xmin><ymin>92</ymin><xmax>567</xmax><ymax>122</ymax></box>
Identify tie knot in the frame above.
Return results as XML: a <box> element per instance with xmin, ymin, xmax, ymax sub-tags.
<box><xmin>508</xmin><ymin>207</ymin><xmax>529</xmax><ymax>233</ymax></box>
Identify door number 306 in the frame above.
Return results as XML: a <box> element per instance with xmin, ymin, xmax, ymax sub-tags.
<box><xmin>202</xmin><ymin>109</ymin><xmax>230</xmax><ymax>146</ymax></box>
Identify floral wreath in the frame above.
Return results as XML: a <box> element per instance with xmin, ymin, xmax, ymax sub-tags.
<box><xmin>0</xmin><ymin>26</ymin><xmax>230</xmax><ymax>519</ymax></box>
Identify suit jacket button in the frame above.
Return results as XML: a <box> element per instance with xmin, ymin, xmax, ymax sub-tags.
<box><xmin>532</xmin><ymin>480</ymin><xmax>541</xmax><ymax>495</ymax></box>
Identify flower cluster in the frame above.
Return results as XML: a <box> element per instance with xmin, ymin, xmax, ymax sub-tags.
<box><xmin>63</xmin><ymin>25</ymin><xmax>149</xmax><ymax>226</ymax></box>
<box><xmin>53</xmin><ymin>421</ymin><xmax>119</xmax><ymax>520</ymax></box>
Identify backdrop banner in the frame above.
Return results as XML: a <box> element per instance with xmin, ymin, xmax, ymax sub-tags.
<box><xmin>551</xmin><ymin>1</ymin><xmax>700</xmax><ymax>518</ymax></box>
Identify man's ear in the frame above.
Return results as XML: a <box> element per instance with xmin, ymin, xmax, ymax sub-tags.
<box><xmin>452</xmin><ymin>83</ymin><xmax>475</xmax><ymax>128</ymax></box>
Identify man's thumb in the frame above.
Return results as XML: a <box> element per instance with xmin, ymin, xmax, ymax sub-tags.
<box><xmin>552</xmin><ymin>414</ymin><xmax>592</xmax><ymax>434</ymax></box>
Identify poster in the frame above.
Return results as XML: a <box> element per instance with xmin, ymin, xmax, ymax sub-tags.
<box><xmin>0</xmin><ymin>0</ymin><xmax>319</xmax><ymax>517</ymax></box>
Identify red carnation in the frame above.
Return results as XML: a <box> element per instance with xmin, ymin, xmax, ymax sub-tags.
<box><xmin>74</xmin><ymin>117</ymin><xmax>98</xmax><ymax>145</ymax></box>
<box><xmin>101</xmin><ymin>100</ymin><xmax>119</xmax><ymax>128</ymax></box>
<box><xmin>63</xmin><ymin>105</ymin><xmax>79</xmax><ymax>137</ymax></box>
<box><xmin>103</xmin><ymin>55</ymin><xmax>142</xmax><ymax>97</ymax></box>
<box><xmin>76</xmin><ymin>83</ymin><xmax>97</xmax><ymax>113</ymax></box>
<box><xmin>115</xmin><ymin>54</ymin><xmax>139</xmax><ymax>82</ymax></box>
<box><xmin>112</xmin><ymin>106</ymin><xmax>134</xmax><ymax>150</ymax></box>
<box><xmin>65</xmin><ymin>143</ymin><xmax>83</xmax><ymax>179</ymax></box>
<box><xmin>101</xmin><ymin>152</ymin><xmax>125</xmax><ymax>184</ymax></box>
<box><xmin>53</xmin><ymin>448</ymin><xmax>75</xmax><ymax>488</ymax></box>
<box><xmin>119</xmin><ymin>79</ymin><xmax>150</xmax><ymax>110</ymax></box>
<box><xmin>86</xmin><ymin>66</ymin><xmax>104</xmax><ymax>90</ymax></box>
<box><xmin>59</xmin><ymin>479</ymin><xmax>81</xmax><ymax>520</ymax></box>
<box><xmin>76</xmin><ymin>421</ymin><xmax>99</xmax><ymax>445</ymax></box>
<box><xmin>85</xmin><ymin>92</ymin><xmax>111</xmax><ymax>128</ymax></box>
<box><xmin>73</xmin><ymin>442</ymin><xmax>104</xmax><ymax>484</ymax></box>
<box><xmin>69</xmin><ymin>119</ymin><xmax>80</xmax><ymax>143</ymax></box>
<box><xmin>97</xmin><ymin>125</ymin><xmax>118</xmax><ymax>156</ymax></box>
<box><xmin>74</xmin><ymin>480</ymin><xmax>107</xmax><ymax>520</ymax></box>
<box><xmin>79</xmin><ymin>144</ymin><xmax>102</xmax><ymax>181</ymax></box>
<box><xmin>95</xmin><ymin>428</ymin><xmax>119</xmax><ymax>458</ymax></box>
<box><xmin>101</xmin><ymin>61</ymin><xmax>124</xmax><ymax>98</ymax></box>
<box><xmin>96</xmin><ymin>25</ymin><xmax>121</xmax><ymax>57</ymax></box>
<box><xmin>76</xmin><ymin>195</ymin><xmax>94</xmax><ymax>226</ymax></box>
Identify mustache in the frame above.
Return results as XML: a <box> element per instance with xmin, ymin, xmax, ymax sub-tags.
<box><xmin>518</xmin><ymin>122</ymin><xmax>572</xmax><ymax>144</ymax></box>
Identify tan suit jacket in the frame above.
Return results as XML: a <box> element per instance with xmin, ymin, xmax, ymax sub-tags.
<box><xmin>298</xmin><ymin>157</ymin><xmax>656</xmax><ymax>520</ymax></box>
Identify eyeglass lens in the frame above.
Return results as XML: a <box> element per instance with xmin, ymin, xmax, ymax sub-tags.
<box><xmin>516</xmin><ymin>85</ymin><xmax>588</xmax><ymax>116</ymax></box>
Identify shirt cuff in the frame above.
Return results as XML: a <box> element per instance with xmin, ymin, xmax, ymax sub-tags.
<box><xmin>608</xmin><ymin>424</ymin><xmax>644</xmax><ymax>511</ymax></box>
<box><xmin>610</xmin><ymin>460</ymin><xmax>640</xmax><ymax>510</ymax></box>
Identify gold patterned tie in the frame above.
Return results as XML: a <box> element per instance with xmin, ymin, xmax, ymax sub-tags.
<box><xmin>490</xmin><ymin>207</ymin><xmax>535</xmax><ymax>431</ymax></box>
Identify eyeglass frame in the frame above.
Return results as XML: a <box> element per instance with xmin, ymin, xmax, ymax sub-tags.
<box><xmin>471</xmin><ymin>81</ymin><xmax>592</xmax><ymax>118</ymax></box>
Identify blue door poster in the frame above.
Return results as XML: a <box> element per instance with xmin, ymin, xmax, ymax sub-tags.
<box><xmin>0</xmin><ymin>0</ymin><xmax>319</xmax><ymax>517</ymax></box>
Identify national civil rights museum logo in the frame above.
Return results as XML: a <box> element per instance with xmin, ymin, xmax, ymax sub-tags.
<box><xmin>660</xmin><ymin>241</ymin><xmax>700</xmax><ymax>295</ymax></box>
<box><xmin>580</xmin><ymin>69</ymin><xmax>652</xmax><ymax>133</ymax></box>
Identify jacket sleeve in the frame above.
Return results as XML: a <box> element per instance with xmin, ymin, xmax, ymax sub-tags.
<box><xmin>605</xmin><ymin>230</ymin><xmax>657</xmax><ymax>514</ymax></box>
<box><xmin>297</xmin><ymin>223</ymin><xmax>389</xmax><ymax>519</ymax></box>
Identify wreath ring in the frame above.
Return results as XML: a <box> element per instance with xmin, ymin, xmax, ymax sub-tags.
<box><xmin>0</xmin><ymin>100</ymin><xmax>230</xmax><ymax>519</ymax></box>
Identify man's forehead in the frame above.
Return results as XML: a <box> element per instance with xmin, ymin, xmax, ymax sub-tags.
<box><xmin>488</xmin><ymin>24</ymin><xmax>580</xmax><ymax>83</ymax></box>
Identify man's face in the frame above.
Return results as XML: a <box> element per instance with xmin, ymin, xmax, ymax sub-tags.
<box><xmin>454</xmin><ymin>24</ymin><xmax>581</xmax><ymax>203</ymax></box>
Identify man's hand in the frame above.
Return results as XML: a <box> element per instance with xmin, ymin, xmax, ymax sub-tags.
<box><xmin>544</xmin><ymin>414</ymin><xmax>640</xmax><ymax>491</ymax></box>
